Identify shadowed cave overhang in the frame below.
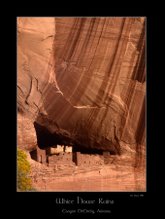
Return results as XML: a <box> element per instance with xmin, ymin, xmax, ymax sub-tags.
<box><xmin>34</xmin><ymin>121</ymin><xmax>106</xmax><ymax>154</ymax></box>
<box><xmin>34</xmin><ymin>111</ymin><xmax>120</xmax><ymax>154</ymax></box>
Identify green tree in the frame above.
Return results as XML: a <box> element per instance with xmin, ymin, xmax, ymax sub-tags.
<box><xmin>17</xmin><ymin>148</ymin><xmax>33</xmax><ymax>191</ymax></box>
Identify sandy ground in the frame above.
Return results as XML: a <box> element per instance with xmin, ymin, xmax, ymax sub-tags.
<box><xmin>28</xmin><ymin>154</ymin><xmax>146</xmax><ymax>192</ymax></box>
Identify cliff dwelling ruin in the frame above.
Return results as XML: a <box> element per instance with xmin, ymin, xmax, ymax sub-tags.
<box><xmin>30</xmin><ymin>144</ymin><xmax>109</xmax><ymax>167</ymax></box>
<box><xmin>29</xmin><ymin>120</ymin><xmax>116</xmax><ymax>169</ymax></box>
<box><xmin>30</xmin><ymin>120</ymin><xmax>115</xmax><ymax>168</ymax></box>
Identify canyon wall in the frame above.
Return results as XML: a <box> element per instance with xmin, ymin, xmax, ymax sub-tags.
<box><xmin>17</xmin><ymin>17</ymin><xmax>146</xmax><ymax>156</ymax></box>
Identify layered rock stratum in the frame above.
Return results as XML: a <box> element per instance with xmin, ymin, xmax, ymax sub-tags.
<box><xmin>17</xmin><ymin>17</ymin><xmax>146</xmax><ymax>166</ymax></box>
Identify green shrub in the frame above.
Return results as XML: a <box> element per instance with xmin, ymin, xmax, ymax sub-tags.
<box><xmin>17</xmin><ymin>148</ymin><xmax>33</xmax><ymax>192</ymax></box>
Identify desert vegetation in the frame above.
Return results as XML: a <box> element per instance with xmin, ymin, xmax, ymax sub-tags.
<box><xmin>17</xmin><ymin>148</ymin><xmax>34</xmax><ymax>191</ymax></box>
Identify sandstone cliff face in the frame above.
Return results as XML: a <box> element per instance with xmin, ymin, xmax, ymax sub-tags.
<box><xmin>17</xmin><ymin>114</ymin><xmax>37</xmax><ymax>151</ymax></box>
<box><xmin>17</xmin><ymin>17</ymin><xmax>146</xmax><ymax>157</ymax></box>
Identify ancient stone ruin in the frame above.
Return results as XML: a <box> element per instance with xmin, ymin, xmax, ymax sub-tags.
<box><xmin>30</xmin><ymin>144</ymin><xmax>108</xmax><ymax>168</ymax></box>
